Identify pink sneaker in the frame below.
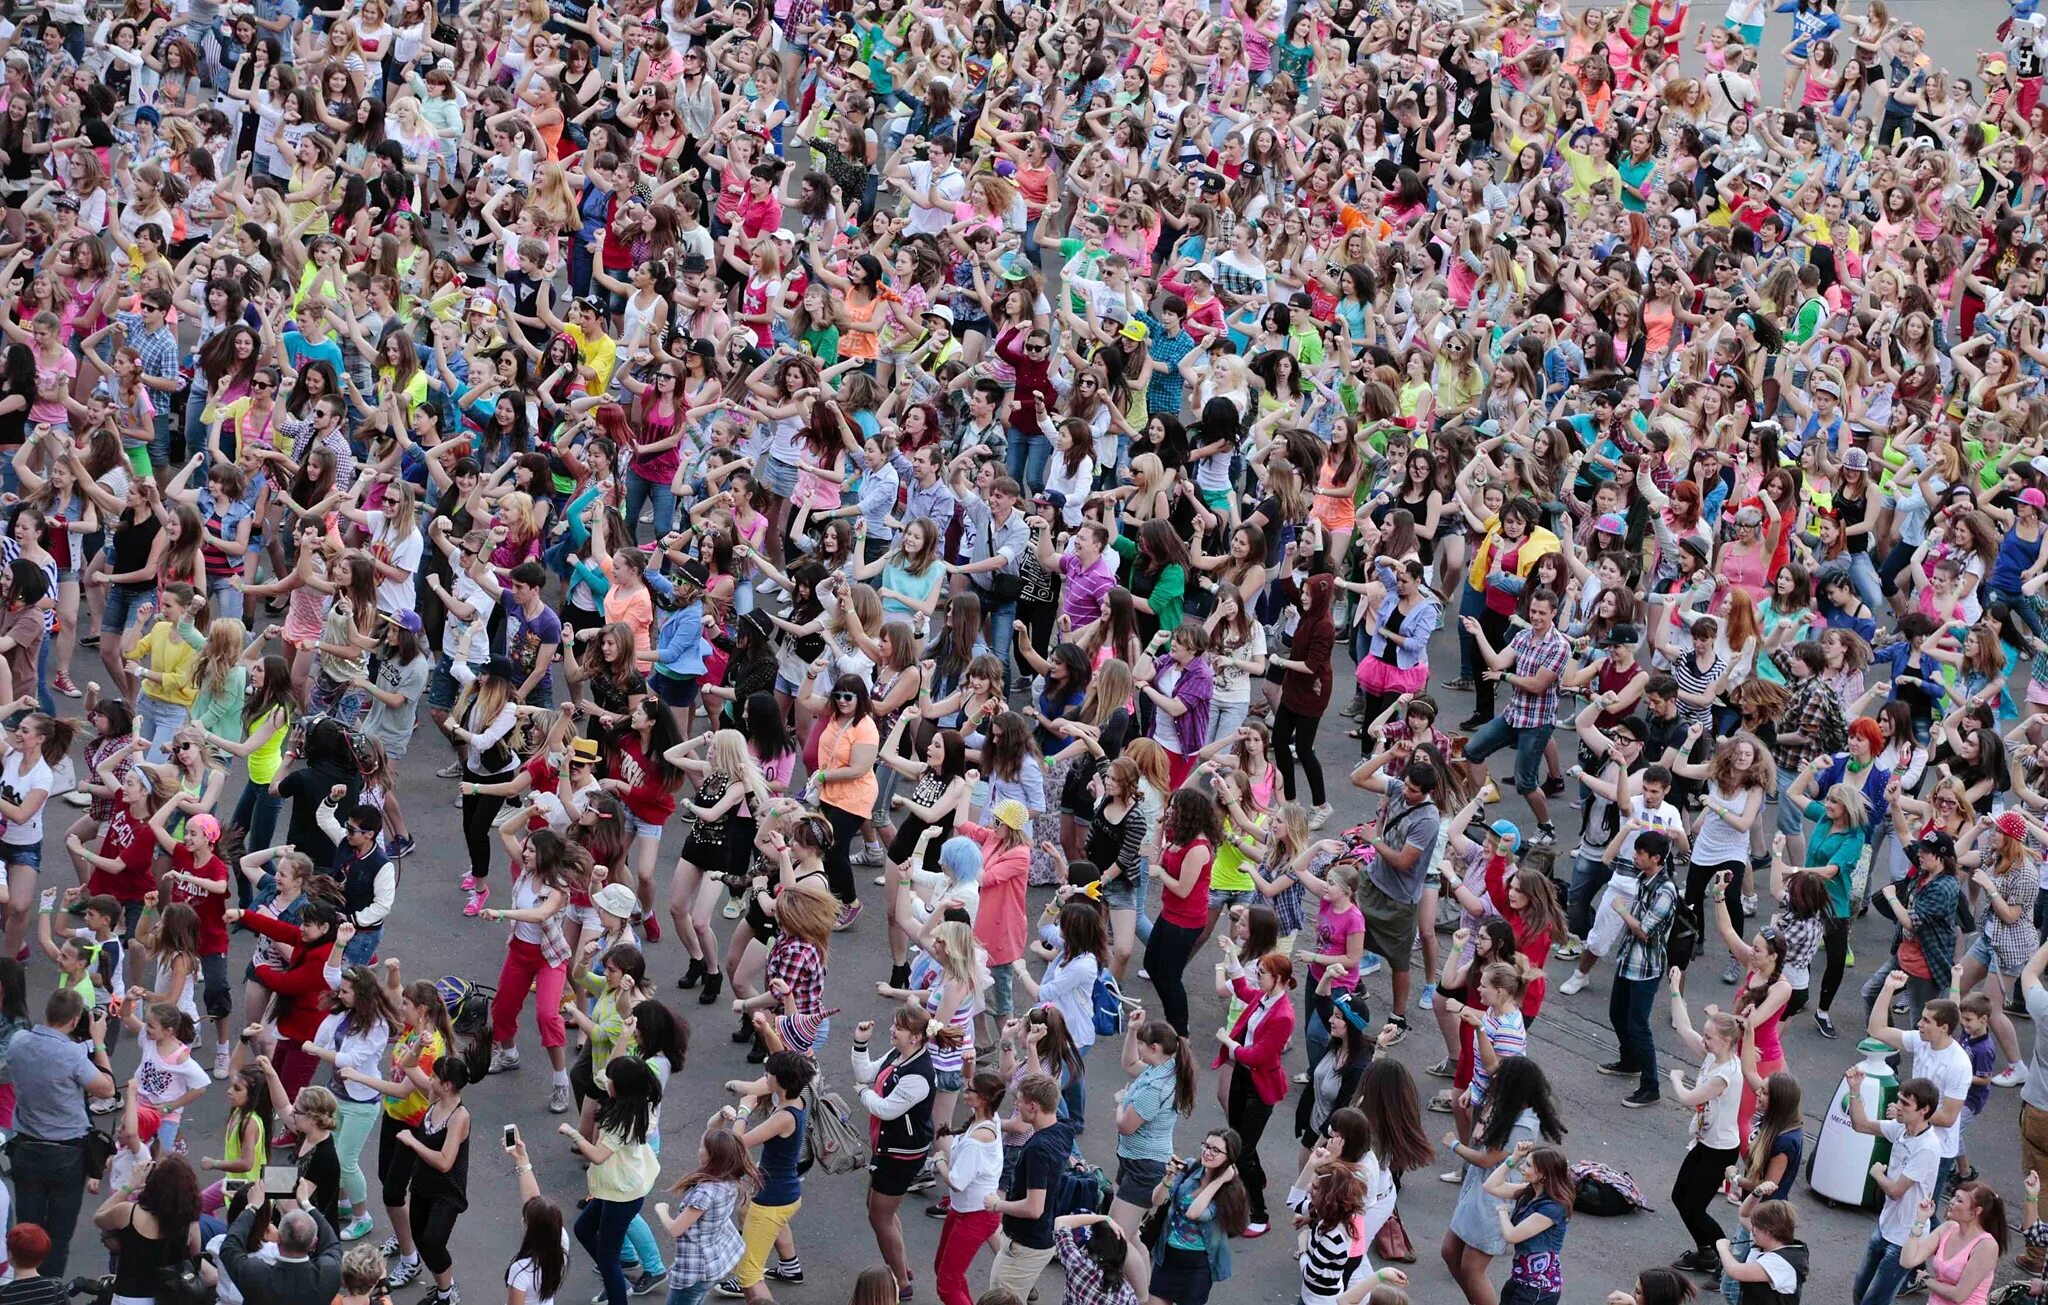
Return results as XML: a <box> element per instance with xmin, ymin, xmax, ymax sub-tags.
<box><xmin>460</xmin><ymin>874</ymin><xmax>477</xmax><ymax>892</ymax></box>
<box><xmin>464</xmin><ymin>886</ymin><xmax>490</xmax><ymax>917</ymax></box>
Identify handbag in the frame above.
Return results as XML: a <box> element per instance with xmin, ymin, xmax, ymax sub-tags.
<box><xmin>1371</xmin><ymin>1208</ymin><xmax>1415</xmax><ymax>1263</ymax></box>
<box><xmin>1138</xmin><ymin>1199</ymin><xmax>1170</xmax><ymax>1250</ymax></box>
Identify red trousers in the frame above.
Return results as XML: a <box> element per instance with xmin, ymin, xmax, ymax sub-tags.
<box><xmin>490</xmin><ymin>937</ymin><xmax>569</xmax><ymax>1049</ymax></box>
<box><xmin>933</xmin><ymin>1207</ymin><xmax>1002</xmax><ymax>1305</ymax></box>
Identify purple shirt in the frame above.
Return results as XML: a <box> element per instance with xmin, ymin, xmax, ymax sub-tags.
<box><xmin>1059</xmin><ymin>550</ymin><xmax>1120</xmax><ymax>628</ymax></box>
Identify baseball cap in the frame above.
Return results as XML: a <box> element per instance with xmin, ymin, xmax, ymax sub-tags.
<box><xmin>1120</xmin><ymin>319</ymin><xmax>1149</xmax><ymax>342</ymax></box>
<box><xmin>1593</xmin><ymin>512</ymin><xmax>1628</xmax><ymax>535</ymax></box>
<box><xmin>384</xmin><ymin>609</ymin><xmax>424</xmax><ymax>633</ymax></box>
<box><xmin>1602</xmin><ymin>623</ymin><xmax>1642</xmax><ymax>647</ymax></box>
<box><xmin>1813</xmin><ymin>376</ymin><xmax>1843</xmax><ymax>398</ymax></box>
<box><xmin>922</xmin><ymin>304</ymin><xmax>955</xmax><ymax>326</ymax></box>
<box><xmin>1487</xmin><ymin>819</ymin><xmax>1521</xmax><ymax>853</ymax></box>
<box><xmin>2023</xmin><ymin>487</ymin><xmax>2047</xmax><ymax>509</ymax></box>
<box><xmin>1186</xmin><ymin>262</ymin><xmax>1216</xmax><ymax>283</ymax></box>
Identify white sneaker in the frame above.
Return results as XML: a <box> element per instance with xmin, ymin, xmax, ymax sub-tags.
<box><xmin>213</xmin><ymin>1047</ymin><xmax>231</xmax><ymax>1080</ymax></box>
<box><xmin>489</xmin><ymin>1046</ymin><xmax>522</xmax><ymax>1074</ymax></box>
<box><xmin>1309</xmin><ymin>804</ymin><xmax>1333</xmax><ymax>830</ymax></box>
<box><xmin>1559</xmin><ymin>970</ymin><xmax>1589</xmax><ymax>996</ymax></box>
<box><xmin>1995</xmin><ymin>1063</ymin><xmax>2031</xmax><ymax>1088</ymax></box>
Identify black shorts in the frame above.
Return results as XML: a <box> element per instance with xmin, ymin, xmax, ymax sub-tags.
<box><xmin>201</xmin><ymin>951</ymin><xmax>233</xmax><ymax>1019</ymax></box>
<box><xmin>886</xmin><ymin>816</ymin><xmax>951</xmax><ymax>871</ymax></box>
<box><xmin>656</xmin><ymin>674</ymin><xmax>701</xmax><ymax>709</ymax></box>
<box><xmin>868</xmin><ymin>1152</ymin><xmax>927</xmax><ymax>1197</ymax></box>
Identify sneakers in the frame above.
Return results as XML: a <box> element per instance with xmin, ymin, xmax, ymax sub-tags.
<box><xmin>489</xmin><ymin>1047</ymin><xmax>522</xmax><ymax>1074</ymax></box>
<box><xmin>1541</xmin><ymin>775</ymin><xmax>1566</xmax><ymax>798</ymax></box>
<box><xmin>1559</xmin><ymin>970</ymin><xmax>1589</xmax><ymax>996</ymax></box>
<box><xmin>62</xmin><ymin>789</ymin><xmax>91</xmax><ymax>807</ymax></box>
<box><xmin>834</xmin><ymin>901</ymin><xmax>863</xmax><ymax>931</ymax></box>
<box><xmin>1425</xmin><ymin>1057</ymin><xmax>1455</xmax><ymax>1079</ymax></box>
<box><xmin>714</xmin><ymin>1278</ymin><xmax>748</xmax><ymax>1299</ymax></box>
<box><xmin>1427</xmin><ymin>1089</ymin><xmax>1455</xmax><ymax>1114</ymax></box>
<box><xmin>1622</xmin><ymin>1087</ymin><xmax>1662</xmax><ymax>1108</ymax></box>
<box><xmin>628</xmin><ymin>1270</ymin><xmax>666</xmax><ymax>1297</ymax></box>
<box><xmin>722</xmin><ymin>896</ymin><xmax>743</xmax><ymax>919</ymax></box>
<box><xmin>549</xmin><ymin>1082</ymin><xmax>573</xmax><ymax>1114</ymax></box>
<box><xmin>1356</xmin><ymin>953</ymin><xmax>1384</xmax><ymax>977</ymax></box>
<box><xmin>1814</xmin><ymin>1011</ymin><xmax>1839</xmax><ymax>1040</ymax></box>
<box><xmin>924</xmin><ymin>1199</ymin><xmax>951</xmax><ymax>1219</ymax></box>
<box><xmin>853</xmin><ymin>844</ymin><xmax>886</xmax><ymax>867</ymax></box>
<box><xmin>1528</xmin><ymin>824</ymin><xmax>1556</xmax><ymax>849</ymax></box>
<box><xmin>1457</xmin><ymin>714</ymin><xmax>1488</xmax><ymax>732</ymax></box>
<box><xmin>436</xmin><ymin>760</ymin><xmax>464</xmax><ymax>779</ymax></box>
<box><xmin>1292</xmin><ymin>1070</ymin><xmax>1310</xmax><ymax>1086</ymax></box>
<box><xmin>464</xmin><ymin>887</ymin><xmax>491</xmax><ymax>916</ymax></box>
<box><xmin>390</xmin><ymin>835</ymin><xmax>417</xmax><ymax>860</ymax></box>
<box><xmin>377</xmin><ymin>1237</ymin><xmax>402</xmax><ymax>1259</ymax></box>
<box><xmin>460</xmin><ymin>874</ymin><xmax>478</xmax><ymax>892</ymax></box>
<box><xmin>1994</xmin><ymin>1063</ymin><xmax>2032</xmax><ymax>1088</ymax></box>
<box><xmin>1309</xmin><ymin>804</ymin><xmax>1333</xmax><ymax>831</ymax></box>
<box><xmin>1721</xmin><ymin>956</ymin><xmax>1743</xmax><ymax>985</ymax></box>
<box><xmin>1672</xmin><ymin>1248</ymin><xmax>1718</xmax><ymax>1273</ymax></box>
<box><xmin>1379</xmin><ymin>1014</ymin><xmax>1408</xmax><ymax>1046</ymax></box>
<box><xmin>1418</xmin><ymin>983</ymin><xmax>1436</xmax><ymax>1011</ymax></box>
<box><xmin>1739</xmin><ymin>894</ymin><xmax>1758</xmax><ymax>917</ymax></box>
<box><xmin>384</xmin><ymin>1256</ymin><xmax>423</xmax><ymax>1290</ymax></box>
<box><xmin>340</xmin><ymin>1212</ymin><xmax>375</xmax><ymax>1242</ymax></box>
<box><xmin>1478</xmin><ymin>781</ymin><xmax>1501</xmax><ymax>804</ymax></box>
<box><xmin>90</xmin><ymin>1095</ymin><xmax>123</xmax><ymax>1114</ymax></box>
<box><xmin>1596</xmin><ymin>1061</ymin><xmax>1635</xmax><ymax>1077</ymax></box>
<box><xmin>765</xmin><ymin>1259</ymin><xmax>805</xmax><ymax>1284</ymax></box>
<box><xmin>213</xmin><ymin>1047</ymin><xmax>231</xmax><ymax>1080</ymax></box>
<box><xmin>642</xmin><ymin>914</ymin><xmax>662</xmax><ymax>944</ymax></box>
<box><xmin>1554</xmin><ymin>938</ymin><xmax>1585</xmax><ymax>961</ymax></box>
<box><xmin>1845</xmin><ymin>946</ymin><xmax>1856</xmax><ymax>968</ymax></box>
<box><xmin>53</xmin><ymin>672</ymin><xmax>80</xmax><ymax>699</ymax></box>
<box><xmin>1242</xmin><ymin>1223</ymin><xmax>1269</xmax><ymax>1239</ymax></box>
<box><xmin>422</xmin><ymin>1285</ymin><xmax>461</xmax><ymax>1305</ymax></box>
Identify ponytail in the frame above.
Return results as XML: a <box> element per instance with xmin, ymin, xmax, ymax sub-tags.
<box><xmin>1136</xmin><ymin>1020</ymin><xmax>1196</xmax><ymax>1115</ymax></box>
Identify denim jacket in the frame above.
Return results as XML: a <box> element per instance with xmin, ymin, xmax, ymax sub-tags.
<box><xmin>1368</xmin><ymin>558</ymin><xmax>1443</xmax><ymax>670</ymax></box>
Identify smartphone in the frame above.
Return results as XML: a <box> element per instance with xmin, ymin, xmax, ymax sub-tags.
<box><xmin>504</xmin><ymin>1124</ymin><xmax>519</xmax><ymax>1149</ymax></box>
<box><xmin>261</xmin><ymin>1163</ymin><xmax>298</xmax><ymax>1197</ymax></box>
<box><xmin>222</xmin><ymin>1178</ymin><xmax>253</xmax><ymax>1203</ymax></box>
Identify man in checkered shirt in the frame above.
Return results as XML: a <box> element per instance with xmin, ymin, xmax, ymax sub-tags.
<box><xmin>1460</xmin><ymin>586</ymin><xmax>1572</xmax><ymax>849</ymax></box>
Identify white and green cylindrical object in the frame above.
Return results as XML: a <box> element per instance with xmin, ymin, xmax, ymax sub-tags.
<box><xmin>1807</xmin><ymin>1038</ymin><xmax>1899</xmax><ymax>1211</ymax></box>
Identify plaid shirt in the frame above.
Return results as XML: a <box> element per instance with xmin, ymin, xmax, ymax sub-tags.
<box><xmin>765</xmin><ymin>935</ymin><xmax>825</xmax><ymax>1020</ymax></box>
<box><xmin>1055</xmin><ymin>1227</ymin><xmax>1140</xmax><ymax>1305</ymax></box>
<box><xmin>115</xmin><ymin>312</ymin><xmax>179</xmax><ymax>385</ymax></box>
<box><xmin>1615</xmin><ymin>870</ymin><xmax>1680</xmax><ymax>982</ymax></box>
<box><xmin>664</xmin><ymin>1178</ymin><xmax>746</xmax><ymax>1287</ymax></box>
<box><xmin>1502</xmin><ymin>626</ymin><xmax>1572</xmax><ymax>729</ymax></box>
<box><xmin>1775</xmin><ymin>677</ymin><xmax>1844</xmax><ymax>775</ymax></box>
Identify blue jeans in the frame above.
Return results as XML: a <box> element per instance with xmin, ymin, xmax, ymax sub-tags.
<box><xmin>1773</xmin><ymin>765</ymin><xmax>1806</xmax><ymax>837</ymax></box>
<box><xmin>667</xmin><ymin>1285</ymin><xmax>715</xmax><ymax>1305</ymax></box>
<box><xmin>231</xmin><ymin>778</ymin><xmax>284</xmax><ymax>907</ymax></box>
<box><xmin>33</xmin><ymin>632</ymin><xmax>51</xmax><ymax>716</ymax></box>
<box><xmin>569</xmin><ymin>238</ymin><xmax>596</xmax><ymax>299</ymax></box>
<box><xmin>575</xmin><ymin>1195</ymin><xmax>647</xmax><ymax>1305</ymax></box>
<box><xmin>1719</xmin><ymin>1226</ymin><xmax>1753</xmax><ymax>1305</ymax></box>
<box><xmin>1994</xmin><ymin>584</ymin><xmax>2048</xmax><ymax>646</ymax></box>
<box><xmin>342</xmin><ymin>927</ymin><xmax>382</xmax><ymax>965</ymax></box>
<box><xmin>151</xmin><ymin>405</ymin><xmax>174</xmax><ymax>470</ymax></box>
<box><xmin>1567</xmin><ymin>854</ymin><xmax>1612</xmax><ymax>942</ymax></box>
<box><xmin>1608</xmin><ymin>973</ymin><xmax>1660</xmax><ymax>1094</ymax></box>
<box><xmin>1006</xmin><ymin>429</ymin><xmax>1052</xmax><ymax>494</ymax></box>
<box><xmin>1851</xmin><ymin>1230</ymin><xmax>1910</xmax><ymax>1305</ymax></box>
<box><xmin>624</xmin><ymin>468</ymin><xmax>676</xmax><ymax>545</ymax></box>
<box><xmin>208</xmin><ymin>574</ymin><xmax>244</xmax><ymax>621</ymax></box>
<box><xmin>983</xmin><ymin>592</ymin><xmax>1017</xmax><ymax>674</ymax></box>
<box><xmin>12</xmin><ymin>1137</ymin><xmax>86</xmax><ymax>1278</ymax></box>
<box><xmin>137</xmin><ymin>695</ymin><xmax>189</xmax><ymax>763</ymax></box>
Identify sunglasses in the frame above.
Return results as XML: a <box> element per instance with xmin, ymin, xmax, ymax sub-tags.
<box><xmin>251</xmin><ymin>379</ymin><xmax>274</xmax><ymax>390</ymax></box>
<box><xmin>833</xmin><ymin>691</ymin><xmax>858</xmax><ymax>703</ymax></box>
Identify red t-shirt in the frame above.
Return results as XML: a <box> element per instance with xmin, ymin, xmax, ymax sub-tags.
<box><xmin>1158</xmin><ymin>837</ymin><xmax>1213</xmax><ymax>929</ymax></box>
<box><xmin>169</xmin><ymin>844</ymin><xmax>231</xmax><ymax>956</ymax></box>
<box><xmin>87</xmin><ymin>805</ymin><xmax>157</xmax><ymax>903</ymax></box>
<box><xmin>614</xmin><ymin>734</ymin><xmax>678</xmax><ymax>828</ymax></box>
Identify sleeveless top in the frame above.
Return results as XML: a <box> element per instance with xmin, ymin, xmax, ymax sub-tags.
<box><xmin>112</xmin><ymin>1207</ymin><xmax>183</xmax><ymax>1298</ymax></box>
<box><xmin>1928</xmin><ymin>1226</ymin><xmax>1994</xmax><ymax>1305</ymax></box>
<box><xmin>409</xmin><ymin>1100</ymin><xmax>470</xmax><ymax>1210</ymax></box>
<box><xmin>758</xmin><ymin>1103</ymin><xmax>807</xmax><ymax>1205</ymax></box>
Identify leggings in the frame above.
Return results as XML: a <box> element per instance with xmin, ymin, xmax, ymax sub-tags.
<box><xmin>1272</xmin><ymin>706</ymin><xmax>1327</xmax><ymax>807</ymax></box>
<box><xmin>1468</xmin><ymin>606</ymin><xmax>1516</xmax><ymax>720</ymax></box>
<box><xmin>1818</xmin><ymin>911</ymin><xmax>1850</xmax><ymax>1012</ymax></box>
<box><xmin>1142</xmin><ymin>918</ymin><xmax>1202</xmax><ymax>1036</ymax></box>
<box><xmin>822</xmin><ymin>803</ymin><xmax>865</xmax><ymax>906</ymax></box>
<box><xmin>408</xmin><ymin>1186</ymin><xmax>465</xmax><ymax>1276</ymax></box>
<box><xmin>1682</xmin><ymin>859</ymin><xmax>1749</xmax><ymax>964</ymax></box>
<box><xmin>1671</xmin><ymin>1142</ymin><xmax>1739</xmax><ymax>1251</ymax></box>
<box><xmin>1225</xmin><ymin>1067</ymin><xmax>1276</xmax><ymax>1225</ymax></box>
<box><xmin>334</xmin><ymin>1097</ymin><xmax>381</xmax><ymax>1211</ymax></box>
<box><xmin>460</xmin><ymin>765</ymin><xmax>516</xmax><ymax>881</ymax></box>
<box><xmin>230</xmin><ymin>780</ymin><xmax>284</xmax><ymax>909</ymax></box>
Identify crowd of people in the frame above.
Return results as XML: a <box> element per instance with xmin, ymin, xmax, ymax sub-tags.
<box><xmin>10</xmin><ymin>0</ymin><xmax>2048</xmax><ymax>1299</ymax></box>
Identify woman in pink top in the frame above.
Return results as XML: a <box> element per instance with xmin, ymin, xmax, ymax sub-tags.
<box><xmin>1706</xmin><ymin>875</ymin><xmax>1793</xmax><ymax>1136</ymax></box>
<box><xmin>1900</xmin><ymin>1183</ymin><xmax>2004</xmax><ymax>1305</ymax></box>
<box><xmin>962</xmin><ymin>799</ymin><xmax>1032</xmax><ymax>1037</ymax></box>
<box><xmin>588</xmin><ymin>510</ymin><xmax>656</xmax><ymax>671</ymax></box>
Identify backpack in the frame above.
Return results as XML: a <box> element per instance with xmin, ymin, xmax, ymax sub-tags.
<box><xmin>434</xmin><ymin>976</ymin><xmax>497</xmax><ymax>1083</ymax></box>
<box><xmin>1053</xmin><ymin>1159</ymin><xmax>1112</xmax><ymax>1218</ymax></box>
<box><xmin>288</xmin><ymin>715</ymin><xmax>380</xmax><ymax>780</ymax></box>
<box><xmin>1091</xmin><ymin>969</ymin><xmax>1127</xmax><ymax>1039</ymax></box>
<box><xmin>1569</xmin><ymin>1160</ymin><xmax>1653</xmax><ymax>1216</ymax></box>
<box><xmin>156</xmin><ymin>1259</ymin><xmax>216</xmax><ymax>1305</ymax></box>
<box><xmin>800</xmin><ymin>1079</ymin><xmax>871</xmax><ymax>1176</ymax></box>
<box><xmin>1666</xmin><ymin>902</ymin><xmax>1702</xmax><ymax>973</ymax></box>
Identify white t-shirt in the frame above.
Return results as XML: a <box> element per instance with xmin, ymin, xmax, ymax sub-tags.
<box><xmin>905</xmin><ymin>162</ymin><xmax>966</xmax><ymax>236</ymax></box>
<box><xmin>1688</xmin><ymin>1055</ymin><xmax>1743</xmax><ymax>1151</ymax></box>
<box><xmin>1745</xmin><ymin>1247</ymin><xmax>1800</xmax><ymax>1294</ymax></box>
<box><xmin>0</xmin><ymin>752</ymin><xmax>53</xmax><ymax>847</ymax></box>
<box><xmin>446</xmin><ymin>572</ymin><xmax>496</xmax><ymax>666</ymax></box>
<box><xmin>505</xmin><ymin>1232</ymin><xmax>573</xmax><ymax>1305</ymax></box>
<box><xmin>133</xmin><ymin>1040</ymin><xmax>210</xmax><ymax>1113</ymax></box>
<box><xmin>1901</xmin><ymin>1031</ymin><xmax>1973</xmax><ymax>1159</ymax></box>
<box><xmin>1876</xmin><ymin>1121</ymin><xmax>1941</xmax><ymax>1245</ymax></box>
<box><xmin>364</xmin><ymin>511</ymin><xmax>426</xmax><ymax>616</ymax></box>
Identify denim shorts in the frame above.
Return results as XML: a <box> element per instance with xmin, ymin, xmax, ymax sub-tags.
<box><xmin>629</xmin><ymin>815</ymin><xmax>664</xmax><ymax>841</ymax></box>
<box><xmin>1113</xmin><ymin>1155</ymin><xmax>1165</xmax><ymax>1206</ymax></box>
<box><xmin>102</xmin><ymin>582</ymin><xmax>151</xmax><ymax>636</ymax></box>
<box><xmin>1968</xmin><ymin>933</ymin><xmax>2011</xmax><ymax>975</ymax></box>
<box><xmin>1210</xmin><ymin>888</ymin><xmax>1256</xmax><ymax>913</ymax></box>
<box><xmin>1</xmin><ymin>841</ymin><xmax>40</xmax><ymax>870</ymax></box>
<box><xmin>761</xmin><ymin>456</ymin><xmax>801</xmax><ymax>500</ymax></box>
<box><xmin>934</xmin><ymin>1067</ymin><xmax>965</xmax><ymax>1092</ymax></box>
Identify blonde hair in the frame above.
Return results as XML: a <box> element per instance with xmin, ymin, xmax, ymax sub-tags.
<box><xmin>708</xmin><ymin>728</ymin><xmax>771</xmax><ymax>812</ymax></box>
<box><xmin>197</xmin><ymin>617</ymin><xmax>246</xmax><ymax>697</ymax></box>
<box><xmin>293</xmin><ymin>1084</ymin><xmax>340</xmax><ymax>1131</ymax></box>
<box><xmin>775</xmin><ymin>878</ymin><xmax>838</xmax><ymax>953</ymax></box>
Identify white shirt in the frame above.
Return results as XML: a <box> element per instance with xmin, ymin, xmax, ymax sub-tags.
<box><xmin>944</xmin><ymin>1120</ymin><xmax>1004</xmax><ymax>1212</ymax></box>
<box><xmin>446</xmin><ymin>572</ymin><xmax>495</xmax><ymax>665</ymax></box>
<box><xmin>364</xmin><ymin>511</ymin><xmax>426</xmax><ymax>615</ymax></box>
<box><xmin>1746</xmin><ymin>1247</ymin><xmax>1799</xmax><ymax>1293</ymax></box>
<box><xmin>1876</xmin><ymin>1121</ymin><xmax>1941</xmax><ymax>1245</ymax></box>
<box><xmin>0</xmin><ymin>752</ymin><xmax>53</xmax><ymax>847</ymax></box>
<box><xmin>505</xmin><ymin>1234</ymin><xmax>573</xmax><ymax>1305</ymax></box>
<box><xmin>1900</xmin><ymin>1031</ymin><xmax>1973</xmax><ymax>1159</ymax></box>
<box><xmin>905</xmin><ymin>162</ymin><xmax>966</xmax><ymax>236</ymax></box>
<box><xmin>1688</xmin><ymin>1054</ymin><xmax>1743</xmax><ymax>1151</ymax></box>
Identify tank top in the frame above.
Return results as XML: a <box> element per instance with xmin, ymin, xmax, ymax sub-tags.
<box><xmin>1929</xmin><ymin>1226</ymin><xmax>1993</xmax><ymax>1305</ymax></box>
<box><xmin>409</xmin><ymin>1100</ymin><xmax>470</xmax><ymax>1209</ymax></box>
<box><xmin>111</xmin><ymin>1208</ymin><xmax>182</xmax><ymax>1299</ymax></box>
<box><xmin>922</xmin><ymin>980</ymin><xmax>972</xmax><ymax>1074</ymax></box>
<box><xmin>1740</xmin><ymin>970</ymin><xmax>1785</xmax><ymax>1065</ymax></box>
<box><xmin>1158</xmin><ymin>838</ymin><xmax>1213</xmax><ymax>929</ymax></box>
<box><xmin>758</xmin><ymin>1104</ymin><xmax>806</xmax><ymax>1205</ymax></box>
